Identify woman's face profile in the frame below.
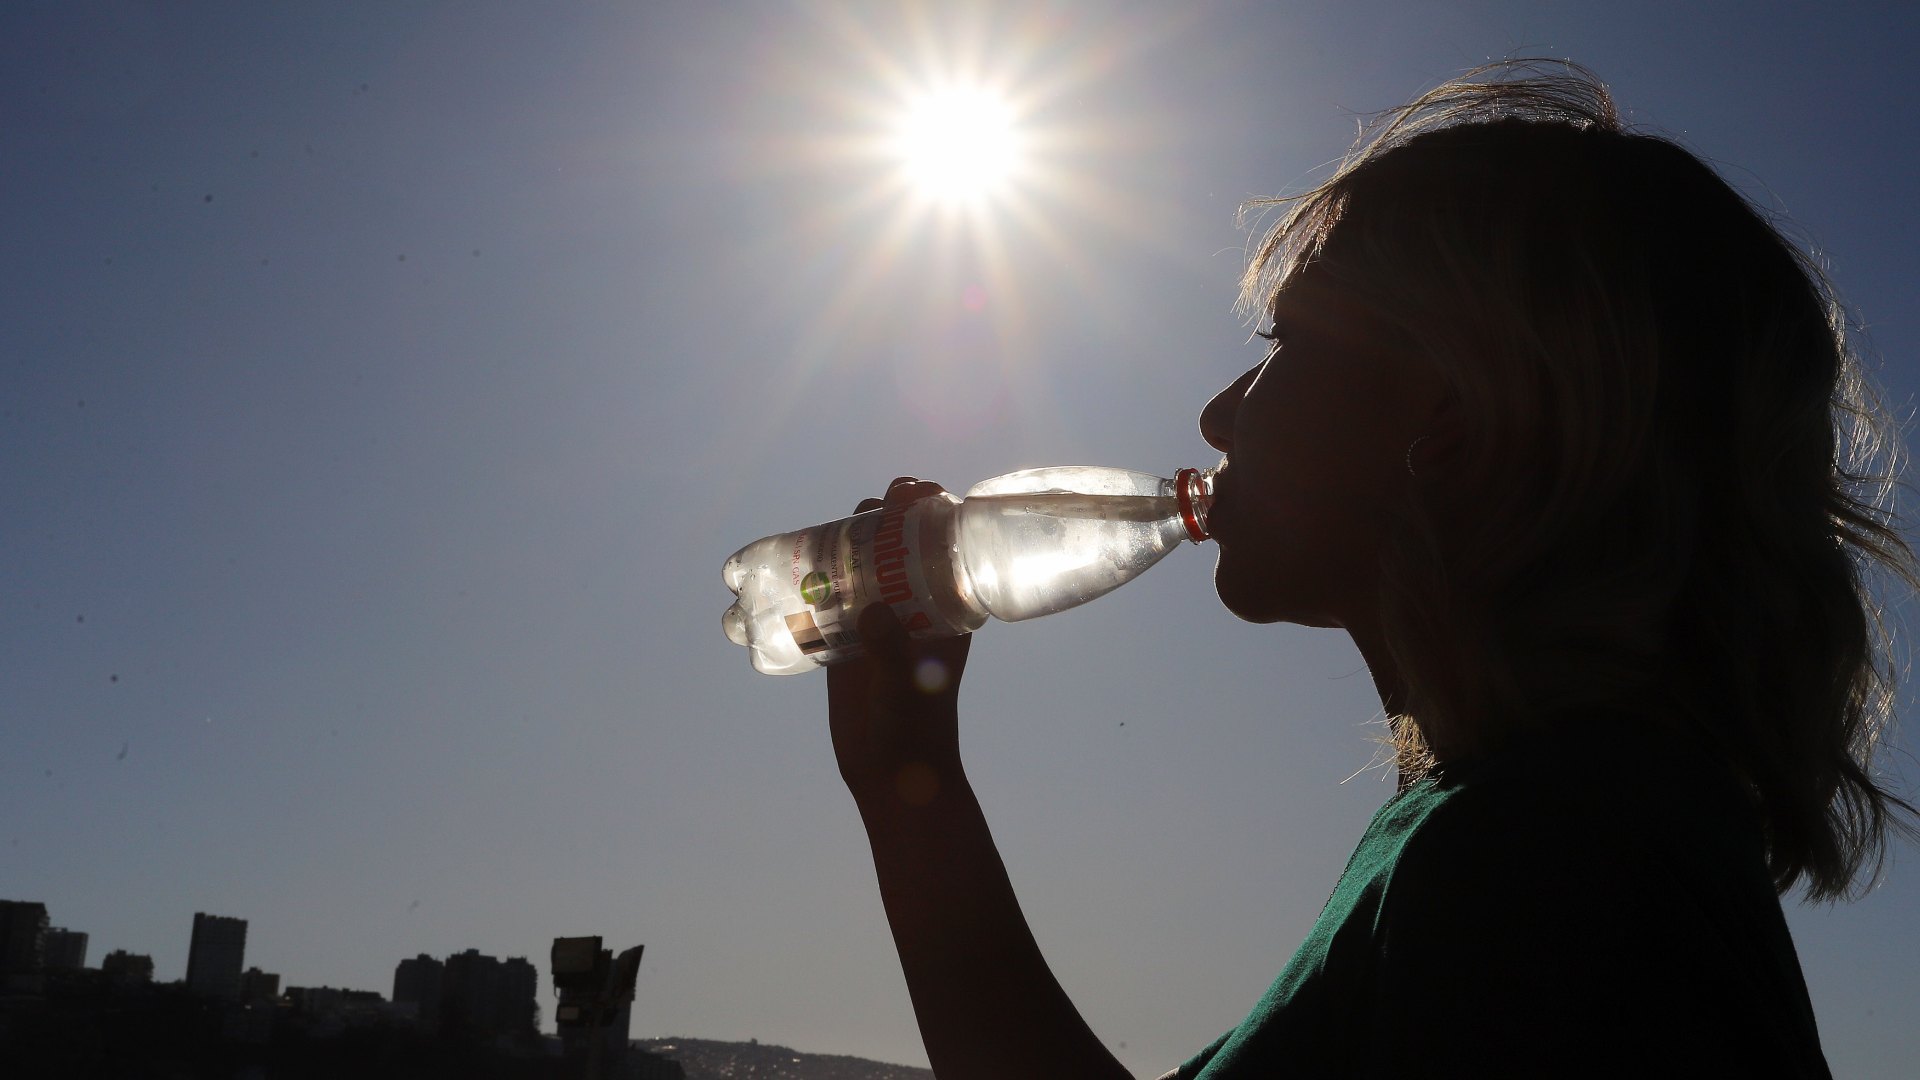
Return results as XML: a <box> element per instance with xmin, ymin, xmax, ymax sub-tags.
<box><xmin>1200</xmin><ymin>265</ymin><xmax>1445</xmax><ymax>630</ymax></box>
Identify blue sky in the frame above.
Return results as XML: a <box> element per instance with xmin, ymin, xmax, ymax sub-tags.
<box><xmin>4</xmin><ymin>2</ymin><xmax>1917</xmax><ymax>1074</ymax></box>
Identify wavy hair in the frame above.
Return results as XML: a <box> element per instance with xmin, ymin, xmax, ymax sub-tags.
<box><xmin>1241</xmin><ymin>62</ymin><xmax>1919</xmax><ymax>900</ymax></box>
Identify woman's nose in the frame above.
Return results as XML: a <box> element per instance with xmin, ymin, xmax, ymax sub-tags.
<box><xmin>1201</xmin><ymin>365</ymin><xmax>1258</xmax><ymax>453</ymax></box>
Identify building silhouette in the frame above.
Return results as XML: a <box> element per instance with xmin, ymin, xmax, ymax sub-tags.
<box><xmin>185</xmin><ymin>912</ymin><xmax>247</xmax><ymax>1000</ymax></box>
<box><xmin>240</xmin><ymin>966</ymin><xmax>280</xmax><ymax>1004</ymax></box>
<box><xmin>101</xmin><ymin>949</ymin><xmax>154</xmax><ymax>985</ymax></box>
<box><xmin>439</xmin><ymin>948</ymin><xmax>538</xmax><ymax>1045</ymax></box>
<box><xmin>552</xmin><ymin>937</ymin><xmax>645</xmax><ymax>1072</ymax></box>
<box><xmin>0</xmin><ymin>899</ymin><xmax>50</xmax><ymax>993</ymax></box>
<box><xmin>392</xmin><ymin>953</ymin><xmax>444</xmax><ymax>1028</ymax></box>
<box><xmin>43</xmin><ymin>927</ymin><xmax>88</xmax><ymax>972</ymax></box>
<box><xmin>283</xmin><ymin>985</ymin><xmax>385</xmax><ymax>1018</ymax></box>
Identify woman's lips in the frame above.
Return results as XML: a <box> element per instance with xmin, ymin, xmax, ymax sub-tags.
<box><xmin>1206</xmin><ymin>458</ymin><xmax>1231</xmax><ymax>538</ymax></box>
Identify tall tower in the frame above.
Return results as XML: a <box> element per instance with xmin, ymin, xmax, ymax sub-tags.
<box><xmin>393</xmin><ymin>953</ymin><xmax>444</xmax><ymax>1028</ymax></box>
<box><xmin>185</xmin><ymin>912</ymin><xmax>248</xmax><ymax>1000</ymax></box>
<box><xmin>0</xmin><ymin>900</ymin><xmax>50</xmax><ymax>993</ymax></box>
<box><xmin>44</xmin><ymin>928</ymin><xmax>89</xmax><ymax>971</ymax></box>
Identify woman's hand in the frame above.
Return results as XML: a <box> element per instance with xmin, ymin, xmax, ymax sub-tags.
<box><xmin>826</xmin><ymin>477</ymin><xmax>973</xmax><ymax>813</ymax></box>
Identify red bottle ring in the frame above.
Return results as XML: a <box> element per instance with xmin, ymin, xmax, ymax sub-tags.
<box><xmin>1175</xmin><ymin>467</ymin><xmax>1209</xmax><ymax>542</ymax></box>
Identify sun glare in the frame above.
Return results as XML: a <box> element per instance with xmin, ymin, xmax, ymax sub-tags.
<box><xmin>891</xmin><ymin>86</ymin><xmax>1022</xmax><ymax>204</ymax></box>
<box><xmin>742</xmin><ymin>3</ymin><xmax>1183</xmax><ymax>449</ymax></box>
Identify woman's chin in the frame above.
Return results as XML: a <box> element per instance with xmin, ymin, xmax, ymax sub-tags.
<box><xmin>1212</xmin><ymin>565</ymin><xmax>1283</xmax><ymax>625</ymax></box>
<box><xmin>1213</xmin><ymin>558</ymin><xmax>1340</xmax><ymax>628</ymax></box>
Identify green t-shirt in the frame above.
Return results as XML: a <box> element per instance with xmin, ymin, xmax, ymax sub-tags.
<box><xmin>1172</xmin><ymin>728</ymin><xmax>1831</xmax><ymax>1079</ymax></box>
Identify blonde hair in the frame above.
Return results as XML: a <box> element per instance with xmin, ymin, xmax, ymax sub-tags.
<box><xmin>1242</xmin><ymin>62</ymin><xmax>1919</xmax><ymax>900</ymax></box>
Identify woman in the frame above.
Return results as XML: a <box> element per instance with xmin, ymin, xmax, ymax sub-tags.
<box><xmin>826</xmin><ymin>64</ymin><xmax>1917</xmax><ymax>1078</ymax></box>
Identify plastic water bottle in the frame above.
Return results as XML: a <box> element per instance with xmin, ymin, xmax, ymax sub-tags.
<box><xmin>721</xmin><ymin>466</ymin><xmax>1214</xmax><ymax>675</ymax></box>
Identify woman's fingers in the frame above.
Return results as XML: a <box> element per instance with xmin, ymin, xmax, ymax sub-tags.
<box><xmin>857</xmin><ymin>478</ymin><xmax>942</xmax><ymax>515</ymax></box>
<box><xmin>884</xmin><ymin>477</ymin><xmax>946</xmax><ymax>504</ymax></box>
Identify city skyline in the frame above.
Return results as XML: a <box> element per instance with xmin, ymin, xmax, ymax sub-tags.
<box><xmin>3</xmin><ymin>895</ymin><xmax>548</xmax><ymax>1007</ymax></box>
<box><xmin>1</xmin><ymin>894</ymin><xmax>670</xmax><ymax>1077</ymax></box>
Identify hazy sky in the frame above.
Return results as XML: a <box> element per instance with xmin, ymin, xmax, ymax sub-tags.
<box><xmin>5</xmin><ymin>2</ymin><xmax>1918</xmax><ymax>1075</ymax></box>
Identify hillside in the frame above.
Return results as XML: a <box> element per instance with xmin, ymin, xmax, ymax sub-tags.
<box><xmin>636</xmin><ymin>1037</ymin><xmax>933</xmax><ymax>1080</ymax></box>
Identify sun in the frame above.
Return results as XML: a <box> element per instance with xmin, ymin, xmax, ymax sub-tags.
<box><xmin>890</xmin><ymin>85</ymin><xmax>1024</xmax><ymax>204</ymax></box>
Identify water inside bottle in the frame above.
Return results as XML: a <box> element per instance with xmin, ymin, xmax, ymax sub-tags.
<box><xmin>952</xmin><ymin>491</ymin><xmax>1188</xmax><ymax>622</ymax></box>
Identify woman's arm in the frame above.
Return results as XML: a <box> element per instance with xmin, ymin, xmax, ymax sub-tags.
<box><xmin>828</xmin><ymin>481</ymin><xmax>1131</xmax><ymax>1080</ymax></box>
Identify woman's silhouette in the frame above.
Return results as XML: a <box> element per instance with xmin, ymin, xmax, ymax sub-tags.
<box><xmin>826</xmin><ymin>62</ymin><xmax>1916</xmax><ymax>1079</ymax></box>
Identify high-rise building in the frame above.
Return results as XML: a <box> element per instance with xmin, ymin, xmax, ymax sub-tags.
<box><xmin>500</xmin><ymin>957</ymin><xmax>537</xmax><ymax>1035</ymax></box>
<box><xmin>440</xmin><ymin>948</ymin><xmax>538</xmax><ymax>1043</ymax></box>
<box><xmin>393</xmin><ymin>953</ymin><xmax>444</xmax><ymax>1027</ymax></box>
<box><xmin>43</xmin><ymin>927</ymin><xmax>89</xmax><ymax>971</ymax></box>
<box><xmin>240</xmin><ymin>966</ymin><xmax>280</xmax><ymax>1004</ymax></box>
<box><xmin>185</xmin><ymin>912</ymin><xmax>247</xmax><ymax>1000</ymax></box>
<box><xmin>0</xmin><ymin>900</ymin><xmax>50</xmax><ymax>993</ymax></box>
<box><xmin>101</xmin><ymin>950</ymin><xmax>155</xmax><ymax>984</ymax></box>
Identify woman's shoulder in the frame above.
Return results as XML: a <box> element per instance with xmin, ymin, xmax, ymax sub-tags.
<box><xmin>1360</xmin><ymin>718</ymin><xmax>1826</xmax><ymax>1076</ymax></box>
<box><xmin>1389</xmin><ymin>716</ymin><xmax>1769</xmax><ymax>902</ymax></box>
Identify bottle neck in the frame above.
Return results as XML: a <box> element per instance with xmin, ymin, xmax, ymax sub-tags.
<box><xmin>1174</xmin><ymin>467</ymin><xmax>1214</xmax><ymax>542</ymax></box>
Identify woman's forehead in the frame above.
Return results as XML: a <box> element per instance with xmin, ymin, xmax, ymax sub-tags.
<box><xmin>1266</xmin><ymin>263</ymin><xmax>1417</xmax><ymax>361</ymax></box>
<box><xmin>1270</xmin><ymin>267</ymin><xmax>1370</xmax><ymax>323</ymax></box>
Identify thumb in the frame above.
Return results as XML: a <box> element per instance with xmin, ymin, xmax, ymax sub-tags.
<box><xmin>858</xmin><ymin>600</ymin><xmax>908</xmax><ymax>660</ymax></box>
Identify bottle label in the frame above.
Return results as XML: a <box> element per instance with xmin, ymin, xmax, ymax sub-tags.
<box><xmin>782</xmin><ymin>500</ymin><xmax>945</xmax><ymax>658</ymax></box>
<box><xmin>780</xmin><ymin>522</ymin><xmax>858</xmax><ymax>658</ymax></box>
<box><xmin>848</xmin><ymin>499</ymin><xmax>943</xmax><ymax>636</ymax></box>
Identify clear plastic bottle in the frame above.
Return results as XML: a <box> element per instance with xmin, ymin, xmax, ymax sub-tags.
<box><xmin>721</xmin><ymin>466</ymin><xmax>1214</xmax><ymax>675</ymax></box>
